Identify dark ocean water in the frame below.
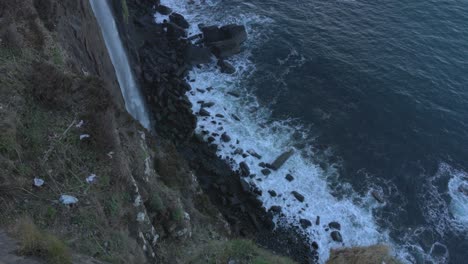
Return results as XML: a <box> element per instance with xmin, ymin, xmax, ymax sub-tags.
<box><xmin>157</xmin><ymin>0</ymin><xmax>468</xmax><ymax>263</ymax></box>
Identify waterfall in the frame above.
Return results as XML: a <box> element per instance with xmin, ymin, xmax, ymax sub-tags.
<box><xmin>89</xmin><ymin>0</ymin><xmax>151</xmax><ymax>129</ymax></box>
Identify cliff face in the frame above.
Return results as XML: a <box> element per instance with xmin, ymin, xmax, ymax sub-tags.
<box><xmin>0</xmin><ymin>1</ymin><xmax>298</xmax><ymax>263</ymax></box>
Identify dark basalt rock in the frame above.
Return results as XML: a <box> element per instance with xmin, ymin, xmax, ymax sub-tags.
<box><xmin>331</xmin><ymin>231</ymin><xmax>343</xmax><ymax>242</ymax></box>
<box><xmin>328</xmin><ymin>221</ymin><xmax>341</xmax><ymax>230</ymax></box>
<box><xmin>315</xmin><ymin>216</ymin><xmax>320</xmax><ymax>225</ymax></box>
<box><xmin>247</xmin><ymin>149</ymin><xmax>262</xmax><ymax>159</ymax></box>
<box><xmin>311</xmin><ymin>241</ymin><xmax>319</xmax><ymax>250</ymax></box>
<box><xmin>217</xmin><ymin>59</ymin><xmax>236</xmax><ymax>74</ymax></box>
<box><xmin>220</xmin><ymin>24</ymin><xmax>247</xmax><ymax>44</ymax></box>
<box><xmin>199</xmin><ymin>108</ymin><xmax>210</xmax><ymax>117</ymax></box>
<box><xmin>227</xmin><ymin>91</ymin><xmax>240</xmax><ymax>97</ymax></box>
<box><xmin>299</xmin><ymin>219</ymin><xmax>312</xmax><ymax>229</ymax></box>
<box><xmin>201</xmin><ymin>25</ymin><xmax>223</xmax><ymax>43</ymax></box>
<box><xmin>292</xmin><ymin>191</ymin><xmax>305</xmax><ymax>202</ymax></box>
<box><xmin>239</xmin><ymin>162</ymin><xmax>250</xmax><ymax>177</ymax></box>
<box><xmin>221</xmin><ymin>132</ymin><xmax>231</xmax><ymax>142</ymax></box>
<box><xmin>269</xmin><ymin>206</ymin><xmax>282</xmax><ymax>213</ymax></box>
<box><xmin>268</xmin><ymin>190</ymin><xmax>277</xmax><ymax>197</ymax></box>
<box><xmin>261</xmin><ymin>169</ymin><xmax>271</xmax><ymax>176</ymax></box>
<box><xmin>165</xmin><ymin>22</ymin><xmax>187</xmax><ymax>39</ymax></box>
<box><xmin>184</xmin><ymin>44</ymin><xmax>212</xmax><ymax>65</ymax></box>
<box><xmin>285</xmin><ymin>174</ymin><xmax>294</xmax><ymax>182</ymax></box>
<box><xmin>201</xmin><ymin>101</ymin><xmax>215</xmax><ymax>108</ymax></box>
<box><xmin>270</xmin><ymin>150</ymin><xmax>294</xmax><ymax>170</ymax></box>
<box><xmin>169</xmin><ymin>12</ymin><xmax>189</xmax><ymax>29</ymax></box>
<box><xmin>156</xmin><ymin>4</ymin><xmax>172</xmax><ymax>15</ymax></box>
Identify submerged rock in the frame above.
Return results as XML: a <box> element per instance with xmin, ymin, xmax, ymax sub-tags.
<box><xmin>269</xmin><ymin>205</ymin><xmax>282</xmax><ymax>213</ymax></box>
<box><xmin>261</xmin><ymin>169</ymin><xmax>271</xmax><ymax>176</ymax></box>
<box><xmin>285</xmin><ymin>174</ymin><xmax>294</xmax><ymax>182</ymax></box>
<box><xmin>270</xmin><ymin>150</ymin><xmax>294</xmax><ymax>170</ymax></box>
<box><xmin>371</xmin><ymin>190</ymin><xmax>385</xmax><ymax>203</ymax></box>
<box><xmin>199</xmin><ymin>108</ymin><xmax>210</xmax><ymax>117</ymax></box>
<box><xmin>221</xmin><ymin>132</ymin><xmax>231</xmax><ymax>142</ymax></box>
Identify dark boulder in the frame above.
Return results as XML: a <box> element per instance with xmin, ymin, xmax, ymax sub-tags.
<box><xmin>239</xmin><ymin>162</ymin><xmax>250</xmax><ymax>177</ymax></box>
<box><xmin>268</xmin><ymin>190</ymin><xmax>277</xmax><ymax>197</ymax></box>
<box><xmin>156</xmin><ymin>4</ymin><xmax>172</xmax><ymax>15</ymax></box>
<box><xmin>184</xmin><ymin>45</ymin><xmax>212</xmax><ymax>65</ymax></box>
<box><xmin>201</xmin><ymin>101</ymin><xmax>215</xmax><ymax>108</ymax></box>
<box><xmin>261</xmin><ymin>169</ymin><xmax>271</xmax><ymax>176</ymax></box>
<box><xmin>220</xmin><ymin>24</ymin><xmax>247</xmax><ymax>45</ymax></box>
<box><xmin>299</xmin><ymin>219</ymin><xmax>312</xmax><ymax>229</ymax></box>
<box><xmin>217</xmin><ymin>60</ymin><xmax>236</xmax><ymax>74</ymax></box>
<box><xmin>269</xmin><ymin>206</ymin><xmax>282</xmax><ymax>213</ymax></box>
<box><xmin>169</xmin><ymin>13</ymin><xmax>189</xmax><ymax>29</ymax></box>
<box><xmin>247</xmin><ymin>150</ymin><xmax>262</xmax><ymax>159</ymax></box>
<box><xmin>240</xmin><ymin>178</ymin><xmax>250</xmax><ymax>192</ymax></box>
<box><xmin>331</xmin><ymin>231</ymin><xmax>343</xmax><ymax>242</ymax></box>
<box><xmin>166</xmin><ymin>22</ymin><xmax>187</xmax><ymax>39</ymax></box>
<box><xmin>311</xmin><ymin>241</ymin><xmax>319</xmax><ymax>250</ymax></box>
<box><xmin>292</xmin><ymin>191</ymin><xmax>305</xmax><ymax>202</ymax></box>
<box><xmin>315</xmin><ymin>216</ymin><xmax>320</xmax><ymax>225</ymax></box>
<box><xmin>270</xmin><ymin>150</ymin><xmax>294</xmax><ymax>170</ymax></box>
<box><xmin>285</xmin><ymin>174</ymin><xmax>294</xmax><ymax>182</ymax></box>
<box><xmin>227</xmin><ymin>91</ymin><xmax>240</xmax><ymax>97</ymax></box>
<box><xmin>201</xmin><ymin>25</ymin><xmax>223</xmax><ymax>43</ymax></box>
<box><xmin>328</xmin><ymin>221</ymin><xmax>341</xmax><ymax>230</ymax></box>
<box><xmin>211</xmin><ymin>39</ymin><xmax>242</xmax><ymax>58</ymax></box>
<box><xmin>199</xmin><ymin>108</ymin><xmax>210</xmax><ymax>117</ymax></box>
<box><xmin>221</xmin><ymin>133</ymin><xmax>231</xmax><ymax>142</ymax></box>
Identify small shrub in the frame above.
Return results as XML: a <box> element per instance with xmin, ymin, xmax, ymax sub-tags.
<box><xmin>171</xmin><ymin>206</ymin><xmax>184</xmax><ymax>224</ymax></box>
<box><xmin>16</xmin><ymin>217</ymin><xmax>72</xmax><ymax>264</ymax></box>
<box><xmin>148</xmin><ymin>192</ymin><xmax>164</xmax><ymax>212</ymax></box>
<box><xmin>121</xmin><ymin>0</ymin><xmax>129</xmax><ymax>24</ymax></box>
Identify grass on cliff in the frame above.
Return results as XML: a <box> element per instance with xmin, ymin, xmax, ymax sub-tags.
<box><xmin>326</xmin><ymin>245</ymin><xmax>401</xmax><ymax>264</ymax></box>
<box><xmin>189</xmin><ymin>239</ymin><xmax>297</xmax><ymax>264</ymax></box>
<box><xmin>15</xmin><ymin>217</ymin><xmax>72</xmax><ymax>264</ymax></box>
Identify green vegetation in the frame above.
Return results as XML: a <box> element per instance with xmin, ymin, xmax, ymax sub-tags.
<box><xmin>16</xmin><ymin>217</ymin><xmax>72</xmax><ymax>264</ymax></box>
<box><xmin>121</xmin><ymin>0</ymin><xmax>129</xmax><ymax>24</ymax></box>
<box><xmin>190</xmin><ymin>239</ymin><xmax>297</xmax><ymax>264</ymax></box>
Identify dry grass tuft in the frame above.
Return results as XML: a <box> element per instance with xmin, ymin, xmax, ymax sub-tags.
<box><xmin>326</xmin><ymin>244</ymin><xmax>401</xmax><ymax>264</ymax></box>
<box><xmin>15</xmin><ymin>217</ymin><xmax>72</xmax><ymax>264</ymax></box>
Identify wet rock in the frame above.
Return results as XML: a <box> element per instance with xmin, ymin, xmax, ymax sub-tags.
<box><xmin>269</xmin><ymin>206</ymin><xmax>282</xmax><ymax>213</ymax></box>
<box><xmin>220</xmin><ymin>24</ymin><xmax>247</xmax><ymax>45</ymax></box>
<box><xmin>199</xmin><ymin>108</ymin><xmax>210</xmax><ymax>116</ymax></box>
<box><xmin>227</xmin><ymin>91</ymin><xmax>240</xmax><ymax>97</ymax></box>
<box><xmin>196</xmin><ymin>88</ymin><xmax>206</xmax><ymax>93</ymax></box>
<box><xmin>311</xmin><ymin>241</ymin><xmax>319</xmax><ymax>250</ymax></box>
<box><xmin>331</xmin><ymin>231</ymin><xmax>343</xmax><ymax>242</ymax></box>
<box><xmin>184</xmin><ymin>45</ymin><xmax>212</xmax><ymax>65</ymax></box>
<box><xmin>247</xmin><ymin>149</ymin><xmax>262</xmax><ymax>159</ymax></box>
<box><xmin>371</xmin><ymin>190</ymin><xmax>385</xmax><ymax>203</ymax></box>
<box><xmin>270</xmin><ymin>150</ymin><xmax>294</xmax><ymax>170</ymax></box>
<box><xmin>285</xmin><ymin>174</ymin><xmax>294</xmax><ymax>182</ymax></box>
<box><xmin>156</xmin><ymin>4</ymin><xmax>172</xmax><ymax>15</ymax></box>
<box><xmin>221</xmin><ymin>133</ymin><xmax>231</xmax><ymax>142</ymax></box>
<box><xmin>201</xmin><ymin>25</ymin><xmax>223</xmax><ymax>43</ymax></box>
<box><xmin>231</xmin><ymin>114</ymin><xmax>241</xmax><ymax>121</ymax></box>
<box><xmin>240</xmin><ymin>178</ymin><xmax>250</xmax><ymax>192</ymax></box>
<box><xmin>292</xmin><ymin>191</ymin><xmax>305</xmax><ymax>202</ymax></box>
<box><xmin>261</xmin><ymin>169</ymin><xmax>271</xmax><ymax>176</ymax></box>
<box><xmin>169</xmin><ymin>13</ymin><xmax>189</xmax><ymax>29</ymax></box>
<box><xmin>218</xmin><ymin>60</ymin><xmax>236</xmax><ymax>74</ymax></box>
<box><xmin>259</xmin><ymin>162</ymin><xmax>266</xmax><ymax>168</ymax></box>
<box><xmin>201</xmin><ymin>101</ymin><xmax>215</xmax><ymax>108</ymax></box>
<box><xmin>207</xmin><ymin>136</ymin><xmax>215</xmax><ymax>143</ymax></box>
<box><xmin>166</xmin><ymin>22</ymin><xmax>187</xmax><ymax>39</ymax></box>
<box><xmin>315</xmin><ymin>216</ymin><xmax>320</xmax><ymax>225</ymax></box>
<box><xmin>239</xmin><ymin>162</ymin><xmax>250</xmax><ymax>177</ymax></box>
<box><xmin>211</xmin><ymin>39</ymin><xmax>242</xmax><ymax>58</ymax></box>
<box><xmin>299</xmin><ymin>219</ymin><xmax>312</xmax><ymax>229</ymax></box>
<box><xmin>328</xmin><ymin>221</ymin><xmax>341</xmax><ymax>230</ymax></box>
<box><xmin>268</xmin><ymin>190</ymin><xmax>277</xmax><ymax>197</ymax></box>
<box><xmin>215</xmin><ymin>114</ymin><xmax>225</xmax><ymax>118</ymax></box>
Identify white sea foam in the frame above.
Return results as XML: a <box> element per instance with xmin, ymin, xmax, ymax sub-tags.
<box><xmin>155</xmin><ymin>0</ymin><xmax>406</xmax><ymax>262</ymax></box>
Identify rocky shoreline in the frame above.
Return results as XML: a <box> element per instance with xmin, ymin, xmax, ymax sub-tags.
<box><xmin>109</xmin><ymin>0</ymin><xmax>315</xmax><ymax>263</ymax></box>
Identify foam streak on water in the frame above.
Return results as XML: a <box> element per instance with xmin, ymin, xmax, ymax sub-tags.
<box><xmin>155</xmin><ymin>0</ymin><xmax>410</xmax><ymax>262</ymax></box>
<box><xmin>89</xmin><ymin>0</ymin><xmax>151</xmax><ymax>129</ymax></box>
